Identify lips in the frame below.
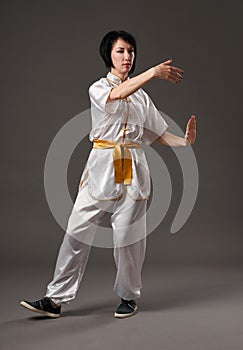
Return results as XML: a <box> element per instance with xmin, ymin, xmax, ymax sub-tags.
<box><xmin>123</xmin><ymin>63</ymin><xmax>131</xmax><ymax>66</ymax></box>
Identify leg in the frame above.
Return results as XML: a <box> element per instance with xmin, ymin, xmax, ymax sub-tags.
<box><xmin>113</xmin><ymin>238</ymin><xmax>146</xmax><ymax>301</ymax></box>
<box><xmin>20</xmin><ymin>182</ymin><xmax>115</xmax><ymax>316</ymax></box>
<box><xmin>45</xmin><ymin>234</ymin><xmax>92</xmax><ymax>305</ymax></box>
<box><xmin>45</xmin><ymin>183</ymin><xmax>111</xmax><ymax>305</ymax></box>
<box><xmin>111</xmin><ymin>194</ymin><xmax>147</xmax><ymax>301</ymax></box>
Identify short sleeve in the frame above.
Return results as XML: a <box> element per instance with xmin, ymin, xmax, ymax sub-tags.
<box><xmin>89</xmin><ymin>79</ymin><xmax>120</xmax><ymax>115</ymax></box>
<box><xmin>141</xmin><ymin>90</ymin><xmax>169</xmax><ymax>146</ymax></box>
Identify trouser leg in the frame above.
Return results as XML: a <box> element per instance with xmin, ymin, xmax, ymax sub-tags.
<box><xmin>45</xmin><ymin>184</ymin><xmax>111</xmax><ymax>305</ymax></box>
<box><xmin>45</xmin><ymin>234</ymin><xmax>91</xmax><ymax>305</ymax></box>
<box><xmin>111</xmin><ymin>195</ymin><xmax>147</xmax><ymax>300</ymax></box>
<box><xmin>113</xmin><ymin>239</ymin><xmax>146</xmax><ymax>301</ymax></box>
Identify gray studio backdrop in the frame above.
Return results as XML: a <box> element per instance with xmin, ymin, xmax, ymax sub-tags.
<box><xmin>1</xmin><ymin>0</ymin><xmax>242</xmax><ymax>268</ymax></box>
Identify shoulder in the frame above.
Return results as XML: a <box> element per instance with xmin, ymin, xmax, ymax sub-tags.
<box><xmin>88</xmin><ymin>77</ymin><xmax>110</xmax><ymax>95</ymax></box>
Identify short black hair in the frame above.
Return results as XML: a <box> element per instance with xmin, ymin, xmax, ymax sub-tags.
<box><xmin>99</xmin><ymin>30</ymin><xmax>137</xmax><ymax>74</ymax></box>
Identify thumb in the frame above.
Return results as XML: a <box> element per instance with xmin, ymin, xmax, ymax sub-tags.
<box><xmin>163</xmin><ymin>58</ymin><xmax>173</xmax><ymax>65</ymax></box>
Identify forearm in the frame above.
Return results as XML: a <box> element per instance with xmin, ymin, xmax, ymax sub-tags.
<box><xmin>109</xmin><ymin>68</ymin><xmax>156</xmax><ymax>100</ymax></box>
<box><xmin>157</xmin><ymin>131</ymin><xmax>188</xmax><ymax>147</ymax></box>
<box><xmin>108</xmin><ymin>58</ymin><xmax>183</xmax><ymax>101</ymax></box>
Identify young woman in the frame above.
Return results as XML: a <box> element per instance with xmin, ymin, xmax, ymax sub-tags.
<box><xmin>20</xmin><ymin>30</ymin><xmax>196</xmax><ymax>319</ymax></box>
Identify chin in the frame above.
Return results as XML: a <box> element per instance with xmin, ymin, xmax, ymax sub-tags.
<box><xmin>121</xmin><ymin>67</ymin><xmax>131</xmax><ymax>74</ymax></box>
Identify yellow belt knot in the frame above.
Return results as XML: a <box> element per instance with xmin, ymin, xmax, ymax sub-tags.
<box><xmin>93</xmin><ymin>139</ymin><xmax>140</xmax><ymax>185</ymax></box>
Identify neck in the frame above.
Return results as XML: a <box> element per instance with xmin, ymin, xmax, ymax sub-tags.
<box><xmin>110</xmin><ymin>68</ymin><xmax>128</xmax><ymax>82</ymax></box>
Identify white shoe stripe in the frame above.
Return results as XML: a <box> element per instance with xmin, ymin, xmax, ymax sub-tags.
<box><xmin>114</xmin><ymin>306</ymin><xmax>138</xmax><ymax>318</ymax></box>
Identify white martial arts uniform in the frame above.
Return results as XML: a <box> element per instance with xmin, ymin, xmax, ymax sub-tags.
<box><xmin>45</xmin><ymin>72</ymin><xmax>168</xmax><ymax>305</ymax></box>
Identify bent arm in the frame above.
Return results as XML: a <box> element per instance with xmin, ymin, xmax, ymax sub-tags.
<box><xmin>108</xmin><ymin>59</ymin><xmax>184</xmax><ymax>101</ymax></box>
<box><xmin>157</xmin><ymin>115</ymin><xmax>196</xmax><ymax>147</ymax></box>
<box><xmin>109</xmin><ymin>68</ymin><xmax>155</xmax><ymax>100</ymax></box>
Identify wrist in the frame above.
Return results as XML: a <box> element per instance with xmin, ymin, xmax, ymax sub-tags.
<box><xmin>184</xmin><ymin>136</ymin><xmax>190</xmax><ymax>146</ymax></box>
<box><xmin>149</xmin><ymin>66</ymin><xmax>157</xmax><ymax>79</ymax></box>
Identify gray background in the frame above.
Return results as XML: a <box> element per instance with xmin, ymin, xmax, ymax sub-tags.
<box><xmin>0</xmin><ymin>1</ymin><xmax>242</xmax><ymax>349</ymax></box>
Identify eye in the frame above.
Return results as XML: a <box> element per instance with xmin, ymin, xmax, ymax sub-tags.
<box><xmin>117</xmin><ymin>50</ymin><xmax>124</xmax><ymax>53</ymax></box>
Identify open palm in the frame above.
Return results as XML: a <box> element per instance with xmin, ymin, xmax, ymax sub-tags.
<box><xmin>185</xmin><ymin>115</ymin><xmax>196</xmax><ymax>144</ymax></box>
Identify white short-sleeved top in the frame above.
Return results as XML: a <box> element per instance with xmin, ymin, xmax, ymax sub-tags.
<box><xmin>80</xmin><ymin>71</ymin><xmax>169</xmax><ymax>200</ymax></box>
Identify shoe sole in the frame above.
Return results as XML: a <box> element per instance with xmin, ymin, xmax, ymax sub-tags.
<box><xmin>20</xmin><ymin>301</ymin><xmax>60</xmax><ymax>318</ymax></box>
<box><xmin>114</xmin><ymin>306</ymin><xmax>138</xmax><ymax>319</ymax></box>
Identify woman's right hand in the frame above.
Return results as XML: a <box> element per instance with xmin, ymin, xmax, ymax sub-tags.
<box><xmin>154</xmin><ymin>59</ymin><xmax>184</xmax><ymax>84</ymax></box>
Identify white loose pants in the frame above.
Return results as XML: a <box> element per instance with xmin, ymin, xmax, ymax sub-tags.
<box><xmin>45</xmin><ymin>180</ymin><xmax>147</xmax><ymax>306</ymax></box>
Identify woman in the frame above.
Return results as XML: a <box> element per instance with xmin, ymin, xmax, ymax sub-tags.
<box><xmin>20</xmin><ymin>30</ymin><xmax>196</xmax><ymax>319</ymax></box>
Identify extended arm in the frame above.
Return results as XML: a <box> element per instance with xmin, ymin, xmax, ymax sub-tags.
<box><xmin>108</xmin><ymin>59</ymin><xmax>184</xmax><ymax>101</ymax></box>
<box><xmin>157</xmin><ymin>115</ymin><xmax>197</xmax><ymax>146</ymax></box>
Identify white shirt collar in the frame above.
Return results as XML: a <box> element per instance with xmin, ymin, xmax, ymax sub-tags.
<box><xmin>106</xmin><ymin>71</ymin><xmax>129</xmax><ymax>85</ymax></box>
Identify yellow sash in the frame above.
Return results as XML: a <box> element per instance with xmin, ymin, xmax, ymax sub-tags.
<box><xmin>93</xmin><ymin>139</ymin><xmax>140</xmax><ymax>185</ymax></box>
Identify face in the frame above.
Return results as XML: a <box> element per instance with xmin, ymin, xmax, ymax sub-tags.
<box><xmin>110</xmin><ymin>38</ymin><xmax>135</xmax><ymax>79</ymax></box>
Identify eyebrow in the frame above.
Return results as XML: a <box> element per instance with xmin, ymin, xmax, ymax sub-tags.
<box><xmin>116</xmin><ymin>46</ymin><xmax>134</xmax><ymax>49</ymax></box>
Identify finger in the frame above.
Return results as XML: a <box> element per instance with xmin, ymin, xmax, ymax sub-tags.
<box><xmin>167</xmin><ymin>70</ymin><xmax>183</xmax><ymax>81</ymax></box>
<box><xmin>185</xmin><ymin>129</ymin><xmax>196</xmax><ymax>144</ymax></box>
<box><xmin>172</xmin><ymin>76</ymin><xmax>183</xmax><ymax>84</ymax></box>
<box><xmin>185</xmin><ymin>123</ymin><xmax>190</xmax><ymax>134</ymax></box>
<box><xmin>176</xmin><ymin>72</ymin><xmax>183</xmax><ymax>79</ymax></box>
<box><xmin>168</xmin><ymin>71</ymin><xmax>183</xmax><ymax>81</ymax></box>
<box><xmin>168</xmin><ymin>76</ymin><xmax>180</xmax><ymax>84</ymax></box>
<box><xmin>167</xmin><ymin>70</ymin><xmax>184</xmax><ymax>83</ymax></box>
<box><xmin>187</xmin><ymin>119</ymin><xmax>195</xmax><ymax>131</ymax></box>
<box><xmin>186</xmin><ymin>119</ymin><xmax>193</xmax><ymax>131</ymax></box>
<box><xmin>189</xmin><ymin>116</ymin><xmax>196</xmax><ymax>128</ymax></box>
<box><xmin>173</xmin><ymin>75</ymin><xmax>183</xmax><ymax>84</ymax></box>
<box><xmin>165</xmin><ymin>76</ymin><xmax>176</xmax><ymax>83</ymax></box>
<box><xmin>170</xmin><ymin>66</ymin><xmax>184</xmax><ymax>74</ymax></box>
<box><xmin>158</xmin><ymin>70</ymin><xmax>180</xmax><ymax>83</ymax></box>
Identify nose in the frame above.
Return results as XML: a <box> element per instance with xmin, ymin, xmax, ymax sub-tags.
<box><xmin>124</xmin><ymin>50</ymin><xmax>132</xmax><ymax>61</ymax></box>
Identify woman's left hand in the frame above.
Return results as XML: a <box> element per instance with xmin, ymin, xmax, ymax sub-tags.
<box><xmin>185</xmin><ymin>115</ymin><xmax>196</xmax><ymax>144</ymax></box>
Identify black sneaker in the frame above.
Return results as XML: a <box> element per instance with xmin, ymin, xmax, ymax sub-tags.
<box><xmin>20</xmin><ymin>297</ymin><xmax>61</xmax><ymax>318</ymax></box>
<box><xmin>114</xmin><ymin>298</ymin><xmax>137</xmax><ymax>318</ymax></box>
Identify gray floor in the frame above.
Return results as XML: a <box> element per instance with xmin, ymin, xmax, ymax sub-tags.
<box><xmin>1</xmin><ymin>262</ymin><xmax>243</xmax><ymax>350</ymax></box>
